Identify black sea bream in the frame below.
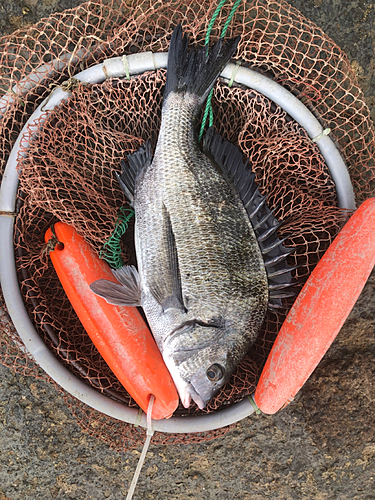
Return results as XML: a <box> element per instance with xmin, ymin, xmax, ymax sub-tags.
<box><xmin>91</xmin><ymin>25</ymin><xmax>296</xmax><ymax>409</ymax></box>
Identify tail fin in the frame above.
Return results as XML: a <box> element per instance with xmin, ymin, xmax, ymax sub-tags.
<box><xmin>164</xmin><ymin>24</ymin><xmax>240</xmax><ymax>106</ymax></box>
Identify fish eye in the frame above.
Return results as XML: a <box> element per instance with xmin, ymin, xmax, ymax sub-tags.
<box><xmin>206</xmin><ymin>363</ymin><xmax>224</xmax><ymax>381</ymax></box>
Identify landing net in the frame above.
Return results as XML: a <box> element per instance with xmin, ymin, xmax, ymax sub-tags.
<box><xmin>0</xmin><ymin>0</ymin><xmax>374</xmax><ymax>450</ymax></box>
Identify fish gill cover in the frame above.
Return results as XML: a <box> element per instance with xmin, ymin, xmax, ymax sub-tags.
<box><xmin>0</xmin><ymin>0</ymin><xmax>374</xmax><ymax>450</ymax></box>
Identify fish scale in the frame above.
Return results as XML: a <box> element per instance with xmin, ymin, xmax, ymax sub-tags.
<box><xmin>156</xmin><ymin>97</ymin><xmax>266</xmax><ymax>315</ymax></box>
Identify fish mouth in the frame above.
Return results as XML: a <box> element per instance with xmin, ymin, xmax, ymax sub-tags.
<box><xmin>163</xmin><ymin>354</ymin><xmax>207</xmax><ymax>410</ymax></box>
<box><xmin>180</xmin><ymin>383</ymin><xmax>206</xmax><ymax>410</ymax></box>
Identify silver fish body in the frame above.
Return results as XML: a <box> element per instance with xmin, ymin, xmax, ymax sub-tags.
<box><xmin>91</xmin><ymin>25</ymin><xmax>296</xmax><ymax>409</ymax></box>
<box><xmin>134</xmin><ymin>92</ymin><xmax>268</xmax><ymax>407</ymax></box>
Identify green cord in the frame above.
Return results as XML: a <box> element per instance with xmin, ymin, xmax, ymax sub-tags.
<box><xmin>199</xmin><ymin>88</ymin><xmax>214</xmax><ymax>140</ymax></box>
<box><xmin>199</xmin><ymin>0</ymin><xmax>242</xmax><ymax>141</ymax></box>
<box><xmin>221</xmin><ymin>0</ymin><xmax>242</xmax><ymax>39</ymax></box>
<box><xmin>209</xmin><ymin>99</ymin><xmax>214</xmax><ymax>128</ymax></box>
<box><xmin>205</xmin><ymin>0</ymin><xmax>228</xmax><ymax>48</ymax></box>
<box><xmin>100</xmin><ymin>206</ymin><xmax>134</xmax><ymax>269</ymax></box>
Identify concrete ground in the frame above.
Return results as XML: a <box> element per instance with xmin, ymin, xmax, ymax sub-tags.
<box><xmin>0</xmin><ymin>1</ymin><xmax>374</xmax><ymax>499</ymax></box>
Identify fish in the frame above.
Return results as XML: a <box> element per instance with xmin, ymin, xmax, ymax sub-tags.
<box><xmin>90</xmin><ymin>24</ymin><xmax>296</xmax><ymax>410</ymax></box>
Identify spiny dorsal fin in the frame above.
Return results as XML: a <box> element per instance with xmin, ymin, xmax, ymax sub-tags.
<box><xmin>116</xmin><ymin>140</ymin><xmax>152</xmax><ymax>205</ymax></box>
<box><xmin>203</xmin><ymin>127</ymin><xmax>297</xmax><ymax>310</ymax></box>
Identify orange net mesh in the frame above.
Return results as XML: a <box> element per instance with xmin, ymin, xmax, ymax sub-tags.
<box><xmin>1</xmin><ymin>0</ymin><xmax>374</xmax><ymax>450</ymax></box>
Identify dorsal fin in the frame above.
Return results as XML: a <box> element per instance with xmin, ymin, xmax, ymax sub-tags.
<box><xmin>203</xmin><ymin>127</ymin><xmax>297</xmax><ymax>310</ymax></box>
<box><xmin>116</xmin><ymin>140</ymin><xmax>152</xmax><ymax>205</ymax></box>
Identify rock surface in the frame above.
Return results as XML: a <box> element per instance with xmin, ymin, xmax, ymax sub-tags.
<box><xmin>0</xmin><ymin>1</ymin><xmax>374</xmax><ymax>499</ymax></box>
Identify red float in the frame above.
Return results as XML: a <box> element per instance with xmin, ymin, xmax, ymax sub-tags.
<box><xmin>45</xmin><ymin>222</ymin><xmax>179</xmax><ymax>420</ymax></box>
<box><xmin>255</xmin><ymin>198</ymin><xmax>375</xmax><ymax>414</ymax></box>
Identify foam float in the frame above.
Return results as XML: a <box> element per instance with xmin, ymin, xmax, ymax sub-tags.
<box><xmin>255</xmin><ymin>197</ymin><xmax>375</xmax><ymax>414</ymax></box>
<box><xmin>45</xmin><ymin>222</ymin><xmax>179</xmax><ymax>420</ymax></box>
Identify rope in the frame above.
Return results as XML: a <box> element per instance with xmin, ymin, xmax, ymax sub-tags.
<box><xmin>228</xmin><ymin>60</ymin><xmax>241</xmax><ymax>88</ymax></box>
<box><xmin>121</xmin><ymin>55</ymin><xmax>131</xmax><ymax>81</ymax></box>
<box><xmin>100</xmin><ymin>206</ymin><xmax>134</xmax><ymax>269</ymax></box>
<box><xmin>199</xmin><ymin>0</ymin><xmax>242</xmax><ymax>141</ymax></box>
<box><xmin>221</xmin><ymin>0</ymin><xmax>242</xmax><ymax>39</ymax></box>
<box><xmin>200</xmin><ymin>88</ymin><xmax>215</xmax><ymax>134</ymax></box>
<box><xmin>126</xmin><ymin>395</ymin><xmax>155</xmax><ymax>500</ymax></box>
<box><xmin>312</xmin><ymin>128</ymin><xmax>331</xmax><ymax>143</ymax></box>
<box><xmin>204</xmin><ymin>0</ymin><xmax>228</xmax><ymax>49</ymax></box>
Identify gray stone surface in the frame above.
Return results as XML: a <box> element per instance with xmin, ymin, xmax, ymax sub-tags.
<box><xmin>0</xmin><ymin>1</ymin><xmax>374</xmax><ymax>499</ymax></box>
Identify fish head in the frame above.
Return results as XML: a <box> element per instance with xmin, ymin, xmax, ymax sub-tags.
<box><xmin>162</xmin><ymin>323</ymin><xmax>238</xmax><ymax>409</ymax></box>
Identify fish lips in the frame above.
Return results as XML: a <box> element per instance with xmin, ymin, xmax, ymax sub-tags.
<box><xmin>163</xmin><ymin>353</ymin><xmax>225</xmax><ymax>410</ymax></box>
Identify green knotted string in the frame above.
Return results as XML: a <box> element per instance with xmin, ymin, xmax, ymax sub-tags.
<box><xmin>100</xmin><ymin>207</ymin><xmax>134</xmax><ymax>269</ymax></box>
<box><xmin>198</xmin><ymin>0</ymin><xmax>242</xmax><ymax>141</ymax></box>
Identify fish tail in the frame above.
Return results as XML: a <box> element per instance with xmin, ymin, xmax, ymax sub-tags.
<box><xmin>164</xmin><ymin>24</ymin><xmax>240</xmax><ymax>107</ymax></box>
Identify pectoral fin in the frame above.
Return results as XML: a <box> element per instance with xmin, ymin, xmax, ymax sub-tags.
<box><xmin>149</xmin><ymin>204</ymin><xmax>186</xmax><ymax>313</ymax></box>
<box><xmin>90</xmin><ymin>265</ymin><xmax>142</xmax><ymax>306</ymax></box>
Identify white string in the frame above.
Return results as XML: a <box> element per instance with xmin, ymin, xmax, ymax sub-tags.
<box><xmin>228</xmin><ymin>61</ymin><xmax>241</xmax><ymax>88</ymax></box>
<box><xmin>126</xmin><ymin>395</ymin><xmax>155</xmax><ymax>500</ymax></box>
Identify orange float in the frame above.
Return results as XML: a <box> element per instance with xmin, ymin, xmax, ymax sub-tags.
<box><xmin>255</xmin><ymin>198</ymin><xmax>375</xmax><ymax>414</ymax></box>
<box><xmin>45</xmin><ymin>222</ymin><xmax>179</xmax><ymax>420</ymax></box>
